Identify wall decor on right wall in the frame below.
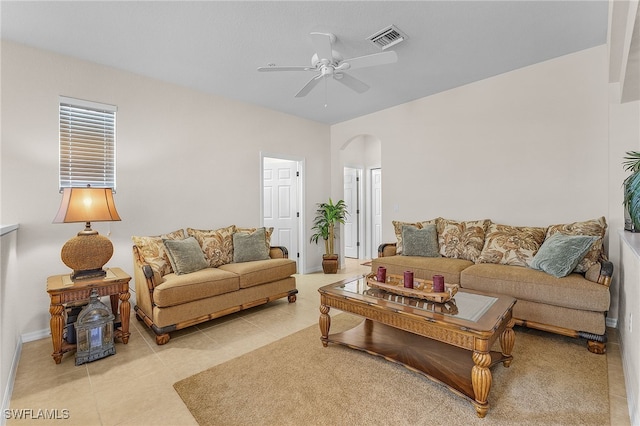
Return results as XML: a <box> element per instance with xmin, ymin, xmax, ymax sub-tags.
<box><xmin>623</xmin><ymin>151</ymin><xmax>640</xmax><ymax>232</ymax></box>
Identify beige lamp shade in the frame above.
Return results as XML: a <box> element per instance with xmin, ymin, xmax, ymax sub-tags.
<box><xmin>54</xmin><ymin>186</ymin><xmax>121</xmax><ymax>280</ymax></box>
<box><xmin>54</xmin><ymin>187</ymin><xmax>121</xmax><ymax>225</ymax></box>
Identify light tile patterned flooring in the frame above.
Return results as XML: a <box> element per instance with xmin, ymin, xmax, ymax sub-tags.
<box><xmin>7</xmin><ymin>259</ymin><xmax>630</xmax><ymax>425</ymax></box>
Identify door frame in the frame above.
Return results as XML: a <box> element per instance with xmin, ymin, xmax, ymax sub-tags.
<box><xmin>260</xmin><ymin>152</ymin><xmax>305</xmax><ymax>274</ymax></box>
<box><xmin>343</xmin><ymin>166</ymin><xmax>364</xmax><ymax>259</ymax></box>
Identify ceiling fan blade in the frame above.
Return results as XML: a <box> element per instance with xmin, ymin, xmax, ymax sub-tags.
<box><xmin>341</xmin><ymin>50</ymin><xmax>398</xmax><ymax>71</ymax></box>
<box><xmin>334</xmin><ymin>73</ymin><xmax>369</xmax><ymax>94</ymax></box>
<box><xmin>295</xmin><ymin>74</ymin><xmax>324</xmax><ymax>98</ymax></box>
<box><xmin>257</xmin><ymin>66</ymin><xmax>313</xmax><ymax>72</ymax></box>
<box><xmin>310</xmin><ymin>32</ymin><xmax>335</xmax><ymax>62</ymax></box>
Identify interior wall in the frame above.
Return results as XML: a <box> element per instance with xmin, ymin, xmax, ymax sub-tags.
<box><xmin>0</xmin><ymin>40</ymin><xmax>330</xmax><ymax>345</ymax></box>
<box><xmin>331</xmin><ymin>45</ymin><xmax>613</xmax><ymax>308</ymax></box>
<box><xmin>0</xmin><ymin>228</ymin><xmax>19</xmax><ymax>415</ymax></box>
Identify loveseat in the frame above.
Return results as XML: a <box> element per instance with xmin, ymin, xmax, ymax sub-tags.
<box><xmin>132</xmin><ymin>226</ymin><xmax>297</xmax><ymax>344</ymax></box>
<box><xmin>372</xmin><ymin>217</ymin><xmax>613</xmax><ymax>353</ymax></box>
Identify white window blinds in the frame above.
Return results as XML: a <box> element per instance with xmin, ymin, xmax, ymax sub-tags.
<box><xmin>59</xmin><ymin>96</ymin><xmax>117</xmax><ymax>191</ymax></box>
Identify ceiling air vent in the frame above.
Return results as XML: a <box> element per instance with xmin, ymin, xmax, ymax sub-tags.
<box><xmin>368</xmin><ymin>25</ymin><xmax>407</xmax><ymax>50</ymax></box>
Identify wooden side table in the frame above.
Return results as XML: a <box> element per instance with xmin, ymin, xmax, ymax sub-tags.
<box><xmin>47</xmin><ymin>267</ymin><xmax>131</xmax><ymax>364</ymax></box>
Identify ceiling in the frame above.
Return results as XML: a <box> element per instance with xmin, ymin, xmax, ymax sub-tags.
<box><xmin>1</xmin><ymin>1</ymin><xmax>610</xmax><ymax>124</ymax></box>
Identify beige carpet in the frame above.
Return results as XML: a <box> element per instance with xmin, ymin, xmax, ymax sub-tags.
<box><xmin>174</xmin><ymin>314</ymin><xmax>609</xmax><ymax>425</ymax></box>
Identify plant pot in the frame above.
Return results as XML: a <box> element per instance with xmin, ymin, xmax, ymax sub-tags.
<box><xmin>322</xmin><ymin>254</ymin><xmax>339</xmax><ymax>274</ymax></box>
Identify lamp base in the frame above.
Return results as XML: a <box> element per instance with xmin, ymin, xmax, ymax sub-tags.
<box><xmin>61</xmin><ymin>231</ymin><xmax>114</xmax><ymax>281</ymax></box>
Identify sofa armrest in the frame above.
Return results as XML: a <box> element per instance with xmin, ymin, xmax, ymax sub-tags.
<box><xmin>378</xmin><ymin>243</ymin><xmax>397</xmax><ymax>257</ymax></box>
<box><xmin>585</xmin><ymin>260</ymin><xmax>614</xmax><ymax>288</ymax></box>
<box><xmin>132</xmin><ymin>245</ymin><xmax>158</xmax><ymax>309</ymax></box>
<box><xmin>269</xmin><ymin>246</ymin><xmax>289</xmax><ymax>259</ymax></box>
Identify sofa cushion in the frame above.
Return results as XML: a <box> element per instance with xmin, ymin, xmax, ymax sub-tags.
<box><xmin>545</xmin><ymin>217</ymin><xmax>607</xmax><ymax>273</ymax></box>
<box><xmin>153</xmin><ymin>268</ymin><xmax>240</xmax><ymax>308</ymax></box>
<box><xmin>233</xmin><ymin>228</ymin><xmax>270</xmax><ymax>263</ymax></box>
<box><xmin>371</xmin><ymin>255</ymin><xmax>473</xmax><ymax>285</ymax></box>
<box><xmin>163</xmin><ymin>237</ymin><xmax>209</xmax><ymax>275</ymax></box>
<box><xmin>460</xmin><ymin>263</ymin><xmax>610</xmax><ymax>312</ymax></box>
<box><xmin>437</xmin><ymin>218</ymin><xmax>490</xmax><ymax>263</ymax></box>
<box><xmin>477</xmin><ymin>223</ymin><xmax>546</xmax><ymax>267</ymax></box>
<box><xmin>219</xmin><ymin>258</ymin><xmax>297</xmax><ymax>289</ymax></box>
<box><xmin>188</xmin><ymin>225</ymin><xmax>236</xmax><ymax>267</ymax></box>
<box><xmin>529</xmin><ymin>234</ymin><xmax>597</xmax><ymax>278</ymax></box>
<box><xmin>402</xmin><ymin>225</ymin><xmax>440</xmax><ymax>257</ymax></box>
<box><xmin>132</xmin><ymin>229</ymin><xmax>186</xmax><ymax>276</ymax></box>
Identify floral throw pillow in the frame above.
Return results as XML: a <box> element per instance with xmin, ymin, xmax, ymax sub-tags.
<box><xmin>132</xmin><ymin>229</ymin><xmax>186</xmax><ymax>276</ymax></box>
<box><xmin>187</xmin><ymin>225</ymin><xmax>236</xmax><ymax>267</ymax></box>
<box><xmin>437</xmin><ymin>218</ymin><xmax>490</xmax><ymax>263</ymax></box>
<box><xmin>478</xmin><ymin>223</ymin><xmax>547</xmax><ymax>267</ymax></box>
<box><xmin>392</xmin><ymin>219</ymin><xmax>437</xmax><ymax>255</ymax></box>
<box><xmin>545</xmin><ymin>217</ymin><xmax>607</xmax><ymax>273</ymax></box>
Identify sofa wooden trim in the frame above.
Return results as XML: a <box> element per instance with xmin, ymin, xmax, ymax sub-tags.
<box><xmin>376</xmin><ymin>242</ymin><xmax>614</xmax><ymax>354</ymax></box>
<box><xmin>132</xmin><ymin>245</ymin><xmax>298</xmax><ymax>345</ymax></box>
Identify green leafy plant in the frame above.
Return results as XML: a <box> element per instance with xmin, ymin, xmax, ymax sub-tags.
<box><xmin>310</xmin><ymin>198</ymin><xmax>348</xmax><ymax>256</ymax></box>
<box><xmin>623</xmin><ymin>151</ymin><xmax>640</xmax><ymax>229</ymax></box>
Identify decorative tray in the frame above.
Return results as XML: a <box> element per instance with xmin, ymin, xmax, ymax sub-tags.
<box><xmin>366</xmin><ymin>273</ymin><xmax>458</xmax><ymax>303</ymax></box>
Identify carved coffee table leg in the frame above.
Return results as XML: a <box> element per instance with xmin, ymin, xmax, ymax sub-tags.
<box><xmin>319</xmin><ymin>304</ymin><xmax>331</xmax><ymax>347</ymax></box>
<box><xmin>49</xmin><ymin>303</ymin><xmax>64</xmax><ymax>364</ymax></box>
<box><xmin>119</xmin><ymin>290</ymin><xmax>131</xmax><ymax>344</ymax></box>
<box><xmin>472</xmin><ymin>351</ymin><xmax>492</xmax><ymax>418</ymax></box>
<box><xmin>500</xmin><ymin>318</ymin><xmax>516</xmax><ymax>367</ymax></box>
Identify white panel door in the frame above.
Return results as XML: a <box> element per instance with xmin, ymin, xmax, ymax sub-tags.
<box><xmin>263</xmin><ymin>158</ymin><xmax>298</xmax><ymax>269</ymax></box>
<box><xmin>371</xmin><ymin>168</ymin><xmax>382</xmax><ymax>258</ymax></box>
<box><xmin>344</xmin><ymin>167</ymin><xmax>359</xmax><ymax>258</ymax></box>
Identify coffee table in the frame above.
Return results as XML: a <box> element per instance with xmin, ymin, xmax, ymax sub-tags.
<box><xmin>318</xmin><ymin>275</ymin><xmax>516</xmax><ymax>418</ymax></box>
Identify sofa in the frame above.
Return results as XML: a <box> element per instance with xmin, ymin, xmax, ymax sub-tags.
<box><xmin>132</xmin><ymin>226</ymin><xmax>297</xmax><ymax>344</ymax></box>
<box><xmin>372</xmin><ymin>217</ymin><xmax>613</xmax><ymax>354</ymax></box>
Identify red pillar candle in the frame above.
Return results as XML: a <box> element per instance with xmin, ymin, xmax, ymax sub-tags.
<box><xmin>376</xmin><ymin>266</ymin><xmax>387</xmax><ymax>282</ymax></box>
<box><xmin>432</xmin><ymin>275</ymin><xmax>445</xmax><ymax>293</ymax></box>
<box><xmin>404</xmin><ymin>271</ymin><xmax>414</xmax><ymax>289</ymax></box>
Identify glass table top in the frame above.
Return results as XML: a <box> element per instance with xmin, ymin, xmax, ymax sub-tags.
<box><xmin>334</xmin><ymin>275</ymin><xmax>498</xmax><ymax>323</ymax></box>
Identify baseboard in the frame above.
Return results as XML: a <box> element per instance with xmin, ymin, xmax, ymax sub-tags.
<box><xmin>1</xmin><ymin>337</ymin><xmax>23</xmax><ymax>426</ymax></box>
<box><xmin>606</xmin><ymin>317</ymin><xmax>618</xmax><ymax>328</ymax></box>
<box><xmin>21</xmin><ymin>328</ymin><xmax>50</xmax><ymax>343</ymax></box>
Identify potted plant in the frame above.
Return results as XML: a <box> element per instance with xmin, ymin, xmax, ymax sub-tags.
<box><xmin>310</xmin><ymin>198</ymin><xmax>348</xmax><ymax>273</ymax></box>
<box><xmin>623</xmin><ymin>151</ymin><xmax>640</xmax><ymax>232</ymax></box>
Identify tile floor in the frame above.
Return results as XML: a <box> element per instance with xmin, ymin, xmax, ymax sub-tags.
<box><xmin>7</xmin><ymin>259</ymin><xmax>631</xmax><ymax>425</ymax></box>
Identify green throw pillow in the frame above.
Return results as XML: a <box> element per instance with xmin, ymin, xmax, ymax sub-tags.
<box><xmin>401</xmin><ymin>225</ymin><xmax>440</xmax><ymax>257</ymax></box>
<box><xmin>163</xmin><ymin>237</ymin><xmax>209</xmax><ymax>275</ymax></box>
<box><xmin>529</xmin><ymin>233</ymin><xmax>598</xmax><ymax>278</ymax></box>
<box><xmin>233</xmin><ymin>227</ymin><xmax>270</xmax><ymax>263</ymax></box>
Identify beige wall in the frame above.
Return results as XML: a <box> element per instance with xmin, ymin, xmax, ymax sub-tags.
<box><xmin>0</xmin><ymin>40</ymin><xmax>330</xmax><ymax>344</ymax></box>
<box><xmin>332</xmin><ymin>46</ymin><xmax>609</xmax><ymax>227</ymax></box>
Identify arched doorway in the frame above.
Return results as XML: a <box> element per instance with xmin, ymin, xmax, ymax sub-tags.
<box><xmin>340</xmin><ymin>135</ymin><xmax>382</xmax><ymax>260</ymax></box>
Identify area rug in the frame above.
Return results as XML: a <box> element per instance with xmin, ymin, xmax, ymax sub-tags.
<box><xmin>361</xmin><ymin>260</ymin><xmax>372</xmax><ymax>266</ymax></box>
<box><xmin>173</xmin><ymin>314</ymin><xmax>609</xmax><ymax>425</ymax></box>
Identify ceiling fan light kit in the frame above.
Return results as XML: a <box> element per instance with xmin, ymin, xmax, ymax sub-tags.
<box><xmin>258</xmin><ymin>31</ymin><xmax>398</xmax><ymax>98</ymax></box>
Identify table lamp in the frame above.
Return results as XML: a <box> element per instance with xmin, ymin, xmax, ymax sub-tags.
<box><xmin>53</xmin><ymin>185</ymin><xmax>121</xmax><ymax>280</ymax></box>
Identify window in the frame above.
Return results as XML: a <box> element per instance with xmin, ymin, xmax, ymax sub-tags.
<box><xmin>59</xmin><ymin>96</ymin><xmax>117</xmax><ymax>191</ymax></box>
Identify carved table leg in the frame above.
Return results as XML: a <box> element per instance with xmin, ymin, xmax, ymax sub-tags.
<box><xmin>472</xmin><ymin>351</ymin><xmax>492</xmax><ymax>418</ymax></box>
<box><xmin>118</xmin><ymin>290</ymin><xmax>131</xmax><ymax>344</ymax></box>
<box><xmin>109</xmin><ymin>294</ymin><xmax>118</xmax><ymax>317</ymax></box>
<box><xmin>319</xmin><ymin>304</ymin><xmax>331</xmax><ymax>347</ymax></box>
<box><xmin>500</xmin><ymin>318</ymin><xmax>516</xmax><ymax>367</ymax></box>
<box><xmin>49</xmin><ymin>303</ymin><xmax>64</xmax><ymax>364</ymax></box>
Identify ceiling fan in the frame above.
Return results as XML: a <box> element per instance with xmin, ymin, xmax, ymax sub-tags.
<box><xmin>257</xmin><ymin>32</ymin><xmax>398</xmax><ymax>98</ymax></box>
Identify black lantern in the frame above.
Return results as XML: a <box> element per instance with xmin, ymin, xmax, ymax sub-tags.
<box><xmin>75</xmin><ymin>289</ymin><xmax>115</xmax><ymax>365</ymax></box>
